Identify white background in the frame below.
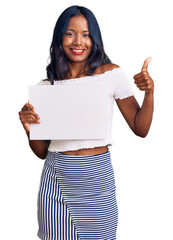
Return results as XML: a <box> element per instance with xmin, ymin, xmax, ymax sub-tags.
<box><xmin>0</xmin><ymin>0</ymin><xmax>173</xmax><ymax>239</ymax></box>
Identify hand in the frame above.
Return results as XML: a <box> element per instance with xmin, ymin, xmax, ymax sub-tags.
<box><xmin>133</xmin><ymin>57</ymin><xmax>154</xmax><ymax>93</ymax></box>
<box><xmin>18</xmin><ymin>102</ymin><xmax>40</xmax><ymax>134</ymax></box>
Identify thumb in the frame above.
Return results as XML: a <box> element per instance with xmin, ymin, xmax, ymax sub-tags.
<box><xmin>141</xmin><ymin>57</ymin><xmax>152</xmax><ymax>72</ymax></box>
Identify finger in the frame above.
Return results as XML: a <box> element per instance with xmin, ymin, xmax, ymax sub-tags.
<box><xmin>19</xmin><ymin>109</ymin><xmax>38</xmax><ymax>117</ymax></box>
<box><xmin>19</xmin><ymin>110</ymin><xmax>40</xmax><ymax>120</ymax></box>
<box><xmin>135</xmin><ymin>77</ymin><xmax>150</xmax><ymax>85</ymax></box>
<box><xmin>137</xmin><ymin>81</ymin><xmax>153</xmax><ymax>91</ymax></box>
<box><xmin>19</xmin><ymin>110</ymin><xmax>40</xmax><ymax>121</ymax></box>
<box><xmin>141</xmin><ymin>57</ymin><xmax>152</xmax><ymax>72</ymax></box>
<box><xmin>20</xmin><ymin>115</ymin><xmax>40</xmax><ymax>124</ymax></box>
<box><xmin>136</xmin><ymin>82</ymin><xmax>149</xmax><ymax>88</ymax></box>
<box><xmin>138</xmin><ymin>87</ymin><xmax>146</xmax><ymax>91</ymax></box>
<box><xmin>139</xmin><ymin>86</ymin><xmax>151</xmax><ymax>91</ymax></box>
<box><xmin>21</xmin><ymin>103</ymin><xmax>35</xmax><ymax>111</ymax></box>
<box><xmin>134</xmin><ymin>77</ymin><xmax>146</xmax><ymax>84</ymax></box>
<box><xmin>133</xmin><ymin>71</ymin><xmax>148</xmax><ymax>80</ymax></box>
<box><xmin>23</xmin><ymin>118</ymin><xmax>40</xmax><ymax>125</ymax></box>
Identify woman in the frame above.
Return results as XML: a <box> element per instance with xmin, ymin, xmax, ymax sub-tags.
<box><xmin>19</xmin><ymin>5</ymin><xmax>154</xmax><ymax>240</ymax></box>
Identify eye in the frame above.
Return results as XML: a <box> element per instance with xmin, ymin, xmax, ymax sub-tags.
<box><xmin>83</xmin><ymin>33</ymin><xmax>90</xmax><ymax>37</ymax></box>
<box><xmin>65</xmin><ymin>32</ymin><xmax>74</xmax><ymax>37</ymax></box>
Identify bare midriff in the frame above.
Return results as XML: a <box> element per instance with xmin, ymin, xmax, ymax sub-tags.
<box><xmin>59</xmin><ymin>145</ymin><xmax>109</xmax><ymax>156</ymax></box>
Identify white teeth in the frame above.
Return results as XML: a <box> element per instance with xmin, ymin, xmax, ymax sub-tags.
<box><xmin>72</xmin><ymin>49</ymin><xmax>84</xmax><ymax>52</ymax></box>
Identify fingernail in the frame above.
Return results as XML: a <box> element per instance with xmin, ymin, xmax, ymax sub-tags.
<box><xmin>148</xmin><ymin>57</ymin><xmax>152</xmax><ymax>62</ymax></box>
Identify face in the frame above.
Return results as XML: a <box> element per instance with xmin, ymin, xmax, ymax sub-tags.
<box><xmin>62</xmin><ymin>15</ymin><xmax>93</xmax><ymax>64</ymax></box>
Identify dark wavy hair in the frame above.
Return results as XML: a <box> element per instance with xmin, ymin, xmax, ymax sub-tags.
<box><xmin>46</xmin><ymin>5</ymin><xmax>111</xmax><ymax>85</ymax></box>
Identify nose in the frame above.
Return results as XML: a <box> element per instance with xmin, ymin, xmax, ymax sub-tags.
<box><xmin>73</xmin><ymin>33</ymin><xmax>82</xmax><ymax>46</ymax></box>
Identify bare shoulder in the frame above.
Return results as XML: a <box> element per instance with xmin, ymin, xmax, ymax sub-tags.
<box><xmin>95</xmin><ymin>63</ymin><xmax>120</xmax><ymax>75</ymax></box>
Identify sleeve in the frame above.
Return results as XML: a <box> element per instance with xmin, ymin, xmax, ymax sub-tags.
<box><xmin>111</xmin><ymin>67</ymin><xmax>134</xmax><ymax>100</ymax></box>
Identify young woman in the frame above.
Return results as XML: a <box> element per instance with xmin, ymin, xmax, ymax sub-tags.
<box><xmin>19</xmin><ymin>5</ymin><xmax>154</xmax><ymax>240</ymax></box>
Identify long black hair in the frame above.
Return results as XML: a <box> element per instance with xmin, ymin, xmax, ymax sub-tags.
<box><xmin>46</xmin><ymin>5</ymin><xmax>111</xmax><ymax>85</ymax></box>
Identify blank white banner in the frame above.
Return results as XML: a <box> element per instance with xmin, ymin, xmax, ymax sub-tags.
<box><xmin>29</xmin><ymin>84</ymin><xmax>108</xmax><ymax>140</ymax></box>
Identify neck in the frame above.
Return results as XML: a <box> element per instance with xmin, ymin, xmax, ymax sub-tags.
<box><xmin>68</xmin><ymin>62</ymin><xmax>89</xmax><ymax>78</ymax></box>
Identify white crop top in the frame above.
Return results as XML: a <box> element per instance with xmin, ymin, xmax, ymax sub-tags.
<box><xmin>37</xmin><ymin>67</ymin><xmax>134</xmax><ymax>152</ymax></box>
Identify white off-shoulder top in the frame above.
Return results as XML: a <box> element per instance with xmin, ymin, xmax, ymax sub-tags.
<box><xmin>37</xmin><ymin>67</ymin><xmax>134</xmax><ymax>152</ymax></box>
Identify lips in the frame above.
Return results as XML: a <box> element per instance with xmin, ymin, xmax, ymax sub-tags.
<box><xmin>70</xmin><ymin>48</ymin><xmax>85</xmax><ymax>55</ymax></box>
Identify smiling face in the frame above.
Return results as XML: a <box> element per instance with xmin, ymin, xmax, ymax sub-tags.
<box><xmin>62</xmin><ymin>15</ymin><xmax>93</xmax><ymax>64</ymax></box>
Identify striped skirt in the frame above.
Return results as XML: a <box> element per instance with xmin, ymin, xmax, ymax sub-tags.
<box><xmin>37</xmin><ymin>150</ymin><xmax>118</xmax><ymax>240</ymax></box>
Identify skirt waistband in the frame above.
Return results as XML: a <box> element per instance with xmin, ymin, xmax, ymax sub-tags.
<box><xmin>50</xmin><ymin>149</ymin><xmax>110</xmax><ymax>160</ymax></box>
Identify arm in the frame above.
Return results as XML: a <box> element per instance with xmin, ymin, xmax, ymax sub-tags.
<box><xmin>116</xmin><ymin>57</ymin><xmax>154</xmax><ymax>138</ymax></box>
<box><xmin>26</xmin><ymin>131</ymin><xmax>49</xmax><ymax>160</ymax></box>
<box><xmin>19</xmin><ymin>103</ymin><xmax>48</xmax><ymax>159</ymax></box>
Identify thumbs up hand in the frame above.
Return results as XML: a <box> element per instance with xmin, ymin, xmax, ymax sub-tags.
<box><xmin>133</xmin><ymin>57</ymin><xmax>154</xmax><ymax>93</ymax></box>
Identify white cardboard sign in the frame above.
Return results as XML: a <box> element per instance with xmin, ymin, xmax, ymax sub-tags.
<box><xmin>29</xmin><ymin>84</ymin><xmax>107</xmax><ymax>140</ymax></box>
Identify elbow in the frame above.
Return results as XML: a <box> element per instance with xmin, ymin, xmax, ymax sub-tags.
<box><xmin>133</xmin><ymin>123</ymin><xmax>150</xmax><ymax>138</ymax></box>
<box><xmin>135</xmin><ymin>131</ymin><xmax>148</xmax><ymax>138</ymax></box>
<box><xmin>40</xmin><ymin>151</ymin><xmax>48</xmax><ymax>160</ymax></box>
<box><xmin>138</xmin><ymin>133</ymin><xmax>148</xmax><ymax>138</ymax></box>
<box><xmin>133</xmin><ymin>127</ymin><xmax>149</xmax><ymax>138</ymax></box>
<box><xmin>39</xmin><ymin>155</ymin><xmax>47</xmax><ymax>160</ymax></box>
<box><xmin>36</xmin><ymin>150</ymin><xmax>48</xmax><ymax>160</ymax></box>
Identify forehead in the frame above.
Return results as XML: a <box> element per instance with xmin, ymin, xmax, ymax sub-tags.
<box><xmin>67</xmin><ymin>15</ymin><xmax>89</xmax><ymax>30</ymax></box>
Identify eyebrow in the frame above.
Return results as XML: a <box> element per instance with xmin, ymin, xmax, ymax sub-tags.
<box><xmin>66</xmin><ymin>29</ymin><xmax>89</xmax><ymax>32</ymax></box>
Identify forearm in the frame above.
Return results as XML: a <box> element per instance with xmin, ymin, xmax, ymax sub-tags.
<box><xmin>134</xmin><ymin>91</ymin><xmax>154</xmax><ymax>137</ymax></box>
<box><xmin>26</xmin><ymin>131</ymin><xmax>48</xmax><ymax>159</ymax></box>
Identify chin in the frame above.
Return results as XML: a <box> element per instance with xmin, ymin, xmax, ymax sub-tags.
<box><xmin>68</xmin><ymin>56</ymin><xmax>89</xmax><ymax>63</ymax></box>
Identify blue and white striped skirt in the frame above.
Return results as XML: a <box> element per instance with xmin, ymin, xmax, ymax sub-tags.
<box><xmin>37</xmin><ymin>150</ymin><xmax>118</xmax><ymax>240</ymax></box>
